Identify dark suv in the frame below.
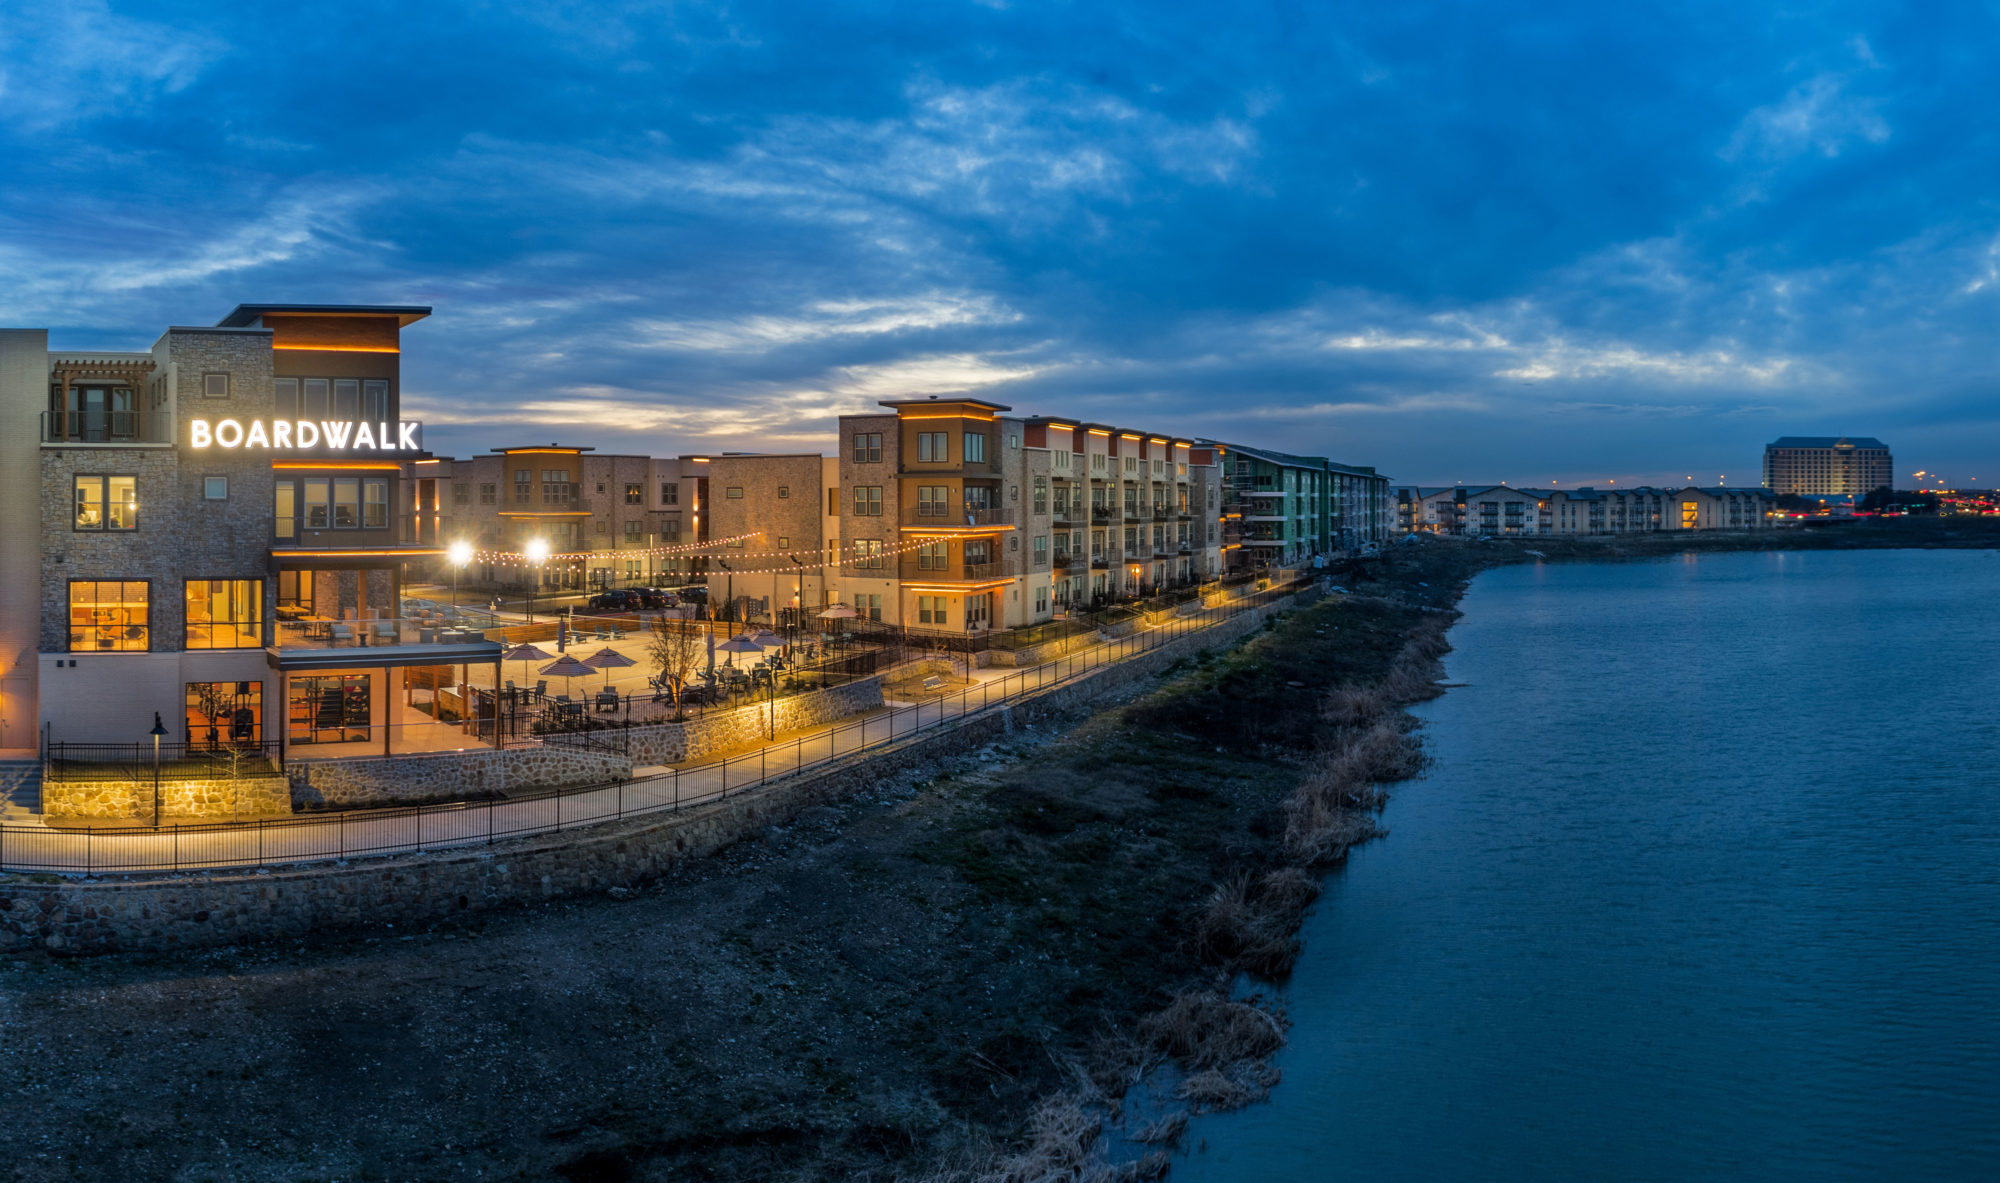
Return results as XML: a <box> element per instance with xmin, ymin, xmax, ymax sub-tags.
<box><xmin>588</xmin><ymin>589</ymin><xmax>639</xmax><ymax>611</ymax></box>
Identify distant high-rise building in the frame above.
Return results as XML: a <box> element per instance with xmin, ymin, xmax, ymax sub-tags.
<box><xmin>1762</xmin><ymin>437</ymin><xmax>1893</xmax><ymax>496</ymax></box>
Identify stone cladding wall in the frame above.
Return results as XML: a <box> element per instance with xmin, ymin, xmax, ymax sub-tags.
<box><xmin>0</xmin><ymin>590</ymin><xmax>1306</xmax><ymax>955</ymax></box>
<box><xmin>620</xmin><ymin>675</ymin><xmax>883</xmax><ymax>765</ymax></box>
<box><xmin>289</xmin><ymin>745</ymin><xmax>632</xmax><ymax>810</ymax></box>
<box><xmin>44</xmin><ymin>775</ymin><xmax>292</xmax><ymax>820</ymax></box>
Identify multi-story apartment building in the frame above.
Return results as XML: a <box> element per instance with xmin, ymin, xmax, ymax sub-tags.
<box><xmin>417</xmin><ymin>448</ymin><xmax>841</xmax><ymax>618</ymax></box>
<box><xmin>833</xmin><ymin>398</ymin><xmax>1224</xmax><ymax>632</ymax></box>
<box><xmin>1206</xmin><ymin>443</ymin><xmax>1394</xmax><ymax>571</ymax></box>
<box><xmin>1762</xmin><ymin>436</ymin><xmax>1893</xmax><ymax>497</ymax></box>
<box><xmin>1395</xmin><ymin>484</ymin><xmax>1776</xmax><ymax>535</ymax></box>
<box><xmin>1</xmin><ymin>304</ymin><xmax>507</xmax><ymax>754</ymax></box>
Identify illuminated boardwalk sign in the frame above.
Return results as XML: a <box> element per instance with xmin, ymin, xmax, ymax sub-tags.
<box><xmin>188</xmin><ymin>419</ymin><xmax>422</xmax><ymax>452</ymax></box>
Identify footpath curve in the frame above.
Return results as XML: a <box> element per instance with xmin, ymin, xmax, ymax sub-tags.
<box><xmin>0</xmin><ymin>582</ymin><xmax>1314</xmax><ymax>954</ymax></box>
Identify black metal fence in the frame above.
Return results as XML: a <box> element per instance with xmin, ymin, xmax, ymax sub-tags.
<box><xmin>0</xmin><ymin>578</ymin><xmax>1313</xmax><ymax>875</ymax></box>
<box><xmin>45</xmin><ymin>741</ymin><xmax>283</xmax><ymax>783</ymax></box>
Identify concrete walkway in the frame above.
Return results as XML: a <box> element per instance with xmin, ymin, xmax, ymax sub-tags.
<box><xmin>0</xmin><ymin>588</ymin><xmax>1297</xmax><ymax>875</ymax></box>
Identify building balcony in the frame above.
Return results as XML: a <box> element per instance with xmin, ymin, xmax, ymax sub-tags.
<box><xmin>900</xmin><ymin>556</ymin><xmax>1020</xmax><ymax>583</ymax></box>
<box><xmin>1090</xmin><ymin>555</ymin><xmax>1109</xmax><ymax>569</ymax></box>
<box><xmin>900</xmin><ymin>506</ymin><xmax>1015</xmax><ymax>530</ymax></box>
<box><xmin>1052</xmin><ymin>552</ymin><xmax>1075</xmax><ymax>569</ymax></box>
<box><xmin>41</xmin><ymin>409</ymin><xmax>172</xmax><ymax>446</ymax></box>
<box><xmin>1091</xmin><ymin>506</ymin><xmax>1115</xmax><ymax>523</ymax></box>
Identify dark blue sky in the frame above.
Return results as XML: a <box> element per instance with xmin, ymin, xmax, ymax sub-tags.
<box><xmin>5</xmin><ymin>0</ymin><xmax>1995</xmax><ymax>484</ymax></box>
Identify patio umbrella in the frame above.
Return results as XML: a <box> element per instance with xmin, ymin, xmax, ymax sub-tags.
<box><xmin>539</xmin><ymin>653</ymin><xmax>596</xmax><ymax>699</ymax></box>
<box><xmin>817</xmin><ymin>603</ymin><xmax>857</xmax><ymax>656</ymax></box>
<box><xmin>584</xmin><ymin>645</ymin><xmax>637</xmax><ymax>688</ymax></box>
<box><xmin>501</xmin><ymin>642</ymin><xmax>555</xmax><ymax>691</ymax></box>
<box><xmin>715</xmin><ymin>633</ymin><xmax>765</xmax><ymax>668</ymax></box>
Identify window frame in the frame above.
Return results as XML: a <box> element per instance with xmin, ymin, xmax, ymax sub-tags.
<box><xmin>202</xmin><ymin>372</ymin><xmax>229</xmax><ymax>399</ymax></box>
<box><xmin>183</xmin><ymin>578</ymin><xmax>264</xmax><ymax>650</ymax></box>
<box><xmin>72</xmin><ymin>474</ymin><xmax>138</xmax><ymax>532</ymax></box>
<box><xmin>67</xmin><ymin>579</ymin><xmax>151</xmax><ymax>653</ymax></box>
<box><xmin>202</xmin><ymin>475</ymin><xmax>228</xmax><ymax>501</ymax></box>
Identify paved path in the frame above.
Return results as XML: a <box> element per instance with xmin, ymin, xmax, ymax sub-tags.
<box><xmin>0</xmin><ymin>587</ymin><xmax>1301</xmax><ymax>875</ymax></box>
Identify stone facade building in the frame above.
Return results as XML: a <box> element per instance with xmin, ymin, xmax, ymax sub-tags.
<box><xmin>1</xmin><ymin>305</ymin><xmax>503</xmax><ymax>755</ymax></box>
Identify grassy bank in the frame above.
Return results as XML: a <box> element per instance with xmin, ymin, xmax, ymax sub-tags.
<box><xmin>2</xmin><ymin>522</ymin><xmax>1986</xmax><ymax>1181</ymax></box>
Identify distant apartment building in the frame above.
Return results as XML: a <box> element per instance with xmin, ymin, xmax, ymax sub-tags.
<box><xmin>1396</xmin><ymin>485</ymin><xmax>1776</xmax><ymax>535</ymax></box>
<box><xmin>1204</xmin><ymin>443</ymin><xmax>1394</xmax><ymax>571</ymax></box>
<box><xmin>833</xmin><ymin>399</ymin><xmax>1225</xmax><ymax>632</ymax></box>
<box><xmin>418</xmin><ymin>447</ymin><xmax>840</xmax><ymax>615</ymax></box>
<box><xmin>1762</xmin><ymin>437</ymin><xmax>1893</xmax><ymax>497</ymax></box>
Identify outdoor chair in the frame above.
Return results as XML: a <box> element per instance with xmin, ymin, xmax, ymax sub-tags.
<box><xmin>330</xmin><ymin>624</ymin><xmax>354</xmax><ymax>644</ymax></box>
<box><xmin>534</xmin><ymin>680</ymin><xmax>548</xmax><ymax>702</ymax></box>
<box><xmin>372</xmin><ymin>620</ymin><xmax>397</xmax><ymax>643</ymax></box>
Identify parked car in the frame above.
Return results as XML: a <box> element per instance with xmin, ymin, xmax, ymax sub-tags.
<box><xmin>588</xmin><ymin>589</ymin><xmax>639</xmax><ymax>611</ymax></box>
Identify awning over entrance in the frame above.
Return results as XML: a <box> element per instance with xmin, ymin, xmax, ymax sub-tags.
<box><xmin>266</xmin><ymin>639</ymin><xmax>503</xmax><ymax>672</ymax></box>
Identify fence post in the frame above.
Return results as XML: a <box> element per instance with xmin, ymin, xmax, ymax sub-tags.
<box><xmin>674</xmin><ymin>766</ymin><xmax>680</xmax><ymax>810</ymax></box>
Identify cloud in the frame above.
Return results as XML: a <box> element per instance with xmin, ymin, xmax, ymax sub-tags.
<box><xmin>0</xmin><ymin>0</ymin><xmax>225</xmax><ymax>128</ymax></box>
<box><xmin>1724</xmin><ymin>73</ymin><xmax>1890</xmax><ymax>163</ymax></box>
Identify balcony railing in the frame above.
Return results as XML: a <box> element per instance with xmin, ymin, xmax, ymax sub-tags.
<box><xmin>898</xmin><ymin>556</ymin><xmax>1020</xmax><ymax>581</ymax></box>
<box><xmin>272</xmin><ymin>614</ymin><xmax>497</xmax><ymax>650</ymax></box>
<box><xmin>1091</xmin><ymin>506</ymin><xmax>1115</xmax><ymax>523</ymax></box>
<box><xmin>41</xmin><ymin>409</ymin><xmax>171</xmax><ymax>445</ymax></box>
<box><xmin>902</xmin><ymin>506</ymin><xmax>1015</xmax><ymax>528</ymax></box>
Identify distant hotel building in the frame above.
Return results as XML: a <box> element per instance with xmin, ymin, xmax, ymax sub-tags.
<box><xmin>1395</xmin><ymin>484</ymin><xmax>1776</xmax><ymax>535</ymax></box>
<box><xmin>1762</xmin><ymin>437</ymin><xmax>1893</xmax><ymax>497</ymax></box>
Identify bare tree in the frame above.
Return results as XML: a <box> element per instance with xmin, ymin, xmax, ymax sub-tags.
<box><xmin>648</xmin><ymin>619</ymin><xmax>704</xmax><ymax>715</ymax></box>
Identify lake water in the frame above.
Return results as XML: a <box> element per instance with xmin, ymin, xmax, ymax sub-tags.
<box><xmin>1176</xmin><ymin>549</ymin><xmax>2000</xmax><ymax>1181</ymax></box>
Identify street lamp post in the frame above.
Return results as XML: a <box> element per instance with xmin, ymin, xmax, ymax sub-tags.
<box><xmin>524</xmin><ymin>538</ymin><xmax>550</xmax><ymax>624</ymax></box>
<box><xmin>148</xmin><ymin>711</ymin><xmax>168</xmax><ymax>828</ymax></box>
<box><xmin>448</xmin><ymin>539</ymin><xmax>474</xmax><ymax>622</ymax></box>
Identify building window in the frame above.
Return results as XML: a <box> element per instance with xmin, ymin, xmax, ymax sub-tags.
<box><xmin>918</xmin><ymin>595</ymin><xmax>947</xmax><ymax>626</ymax></box>
<box><xmin>726</xmin><ymin>486</ymin><xmax>744</xmax><ymax>500</ymax></box>
<box><xmin>331</xmin><ymin>379</ymin><xmax>358</xmax><ymax>417</ymax></box>
<box><xmin>331</xmin><ymin>478</ymin><xmax>359</xmax><ymax>528</ymax></box>
<box><xmin>1034</xmin><ymin>535</ymin><xmax>1048</xmax><ymax>564</ymax></box>
<box><xmin>185</xmin><ymin>681</ymin><xmax>262</xmax><ymax>747</ymax></box>
<box><xmin>854</xmin><ymin>592</ymin><xmax>882</xmax><ymax>621</ymax></box>
<box><xmin>453</xmin><ymin>482</ymin><xmax>470</xmax><ymax>505</ymax></box>
<box><xmin>964</xmin><ymin>432</ymin><xmax>986</xmax><ymax>464</ymax></box>
<box><xmin>596</xmin><ymin>520</ymin><xmax>607</xmax><ymax>534</ymax></box>
<box><xmin>778</xmin><ymin>486</ymin><xmax>789</xmax><ymax>499</ymax></box>
<box><xmin>363</xmin><ymin>478</ymin><xmax>388</xmax><ymax>529</ymax></box>
<box><xmin>69</xmin><ymin>581</ymin><xmax>149</xmax><ymax>652</ymax></box>
<box><xmin>916</xmin><ymin>432</ymin><xmax>948</xmax><ymax>463</ymax></box>
<box><xmin>1034</xmin><ymin>586</ymin><xmax>1048</xmax><ymax>613</ymax></box>
<box><xmin>185</xmin><ymin>579</ymin><xmax>262</xmax><ymax>649</ymax></box>
<box><xmin>203</xmin><ymin>372</ymin><xmax>228</xmax><ymax>398</ymax></box>
<box><xmin>1033</xmin><ymin>477</ymin><xmax>1047</xmax><ymax>514</ymax></box>
<box><xmin>541</xmin><ymin>470</ymin><xmax>572</xmax><ymax>507</ymax></box>
<box><xmin>662</xmin><ymin>482</ymin><xmax>679</xmax><ymax>505</ymax></box>
<box><xmin>514</xmin><ymin>470</ymin><xmax>532</xmax><ymax>504</ymax></box>
<box><xmin>202</xmin><ymin>475</ymin><xmax>228</xmax><ymax>501</ymax></box>
<box><xmin>918</xmin><ymin>486</ymin><xmax>948</xmax><ymax>516</ymax></box>
<box><xmin>625</xmin><ymin>483</ymin><xmax>643</xmax><ymax>504</ymax></box>
<box><xmin>275</xmin><ymin>377</ymin><xmax>298</xmax><ymax>415</ymax></box>
<box><xmin>274</xmin><ymin>481</ymin><xmax>296</xmax><ymax>540</ymax></box>
<box><xmin>1008</xmin><ymin>434</ymin><xmax>1020</xmax><ymax>449</ymax></box>
<box><xmin>853</xmin><ymin>433</ymin><xmax>882</xmax><ymax>464</ymax></box>
<box><xmin>74</xmin><ymin>475</ymin><xmax>137</xmax><ymax>531</ymax></box>
<box><xmin>302</xmin><ymin>378</ymin><xmax>330</xmax><ymax>417</ymax></box>
<box><xmin>363</xmin><ymin>379</ymin><xmax>389</xmax><ymax>422</ymax></box>
<box><xmin>480</xmin><ymin>482</ymin><xmax>497</xmax><ymax>505</ymax></box>
<box><xmin>853</xmin><ymin>539</ymin><xmax>884</xmax><ymax>569</ymax></box>
<box><xmin>777</xmin><ymin>536</ymin><xmax>790</xmax><ymax>548</ymax></box>
<box><xmin>853</xmin><ymin>486</ymin><xmax>882</xmax><ymax>516</ymax></box>
<box><xmin>918</xmin><ymin>541</ymin><xmax>947</xmax><ymax>570</ymax></box>
<box><xmin>624</xmin><ymin>520</ymin><xmax>642</xmax><ymax>540</ymax></box>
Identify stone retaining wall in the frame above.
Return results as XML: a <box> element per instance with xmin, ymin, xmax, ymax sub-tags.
<box><xmin>986</xmin><ymin>631</ymin><xmax>1093</xmax><ymax>668</ymax></box>
<box><xmin>44</xmin><ymin>776</ymin><xmax>293</xmax><ymax>821</ymax></box>
<box><xmin>289</xmin><ymin>746</ymin><xmax>631</xmax><ymax>811</ymax></box>
<box><xmin>0</xmin><ymin>590</ymin><xmax>1306</xmax><ymax>956</ymax></box>
<box><xmin>618</xmin><ymin>675</ymin><xmax>883</xmax><ymax>765</ymax></box>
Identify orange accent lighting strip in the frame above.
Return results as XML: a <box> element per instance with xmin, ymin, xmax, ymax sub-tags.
<box><xmin>897</xmin><ymin>412</ymin><xmax>996</xmax><ymax>421</ymax></box>
<box><xmin>499</xmin><ymin>448</ymin><xmax>583</xmax><ymax>455</ymax></box>
<box><xmin>271</xmin><ymin>460</ymin><xmax>404</xmax><ymax>471</ymax></box>
<box><xmin>272</xmin><ymin>548</ymin><xmax>445</xmax><ymax>558</ymax></box>
<box><xmin>901</xmin><ymin>579</ymin><xmax>1016</xmax><ymax>593</ymax></box>
<box><xmin>272</xmin><ymin>344</ymin><xmax>401</xmax><ymax>353</ymax></box>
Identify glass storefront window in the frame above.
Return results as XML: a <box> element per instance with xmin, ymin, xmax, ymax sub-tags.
<box><xmin>185</xmin><ymin>681</ymin><xmax>262</xmax><ymax>748</ymax></box>
<box><xmin>184</xmin><ymin>579</ymin><xmax>262</xmax><ymax>649</ymax></box>
<box><xmin>288</xmin><ymin>674</ymin><xmax>370</xmax><ymax>744</ymax></box>
<box><xmin>68</xmin><ymin>581</ymin><xmax>148</xmax><ymax>651</ymax></box>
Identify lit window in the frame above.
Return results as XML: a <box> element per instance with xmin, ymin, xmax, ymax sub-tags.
<box><xmin>73</xmin><ymin>476</ymin><xmax>137</xmax><ymax>531</ymax></box>
<box><xmin>185</xmin><ymin>579</ymin><xmax>262</xmax><ymax>649</ymax></box>
<box><xmin>69</xmin><ymin>581</ymin><xmax>149</xmax><ymax>651</ymax></box>
<box><xmin>364</xmin><ymin>479</ymin><xmax>388</xmax><ymax>529</ymax></box>
<box><xmin>726</xmin><ymin>486</ymin><xmax>744</xmax><ymax>499</ymax></box>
